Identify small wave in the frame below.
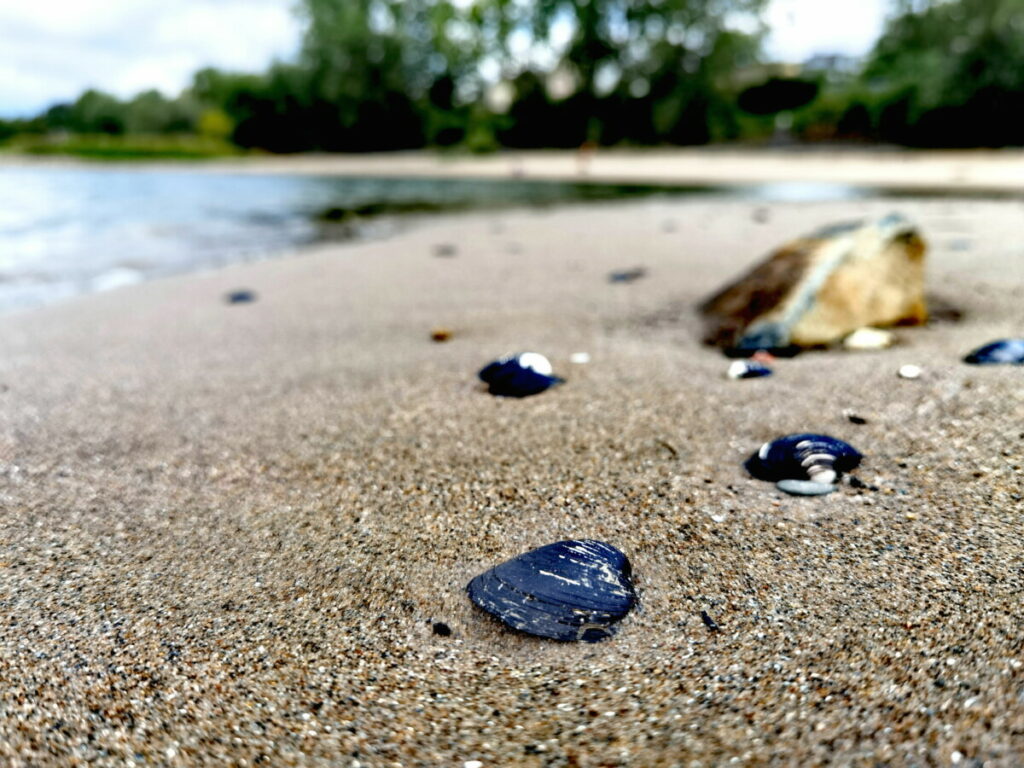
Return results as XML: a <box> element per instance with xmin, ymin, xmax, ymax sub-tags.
<box><xmin>91</xmin><ymin>268</ymin><xmax>144</xmax><ymax>293</ymax></box>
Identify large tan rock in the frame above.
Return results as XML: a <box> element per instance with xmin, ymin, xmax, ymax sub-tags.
<box><xmin>700</xmin><ymin>214</ymin><xmax>928</xmax><ymax>352</ymax></box>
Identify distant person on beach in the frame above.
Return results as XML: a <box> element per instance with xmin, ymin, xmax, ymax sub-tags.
<box><xmin>577</xmin><ymin>140</ymin><xmax>597</xmax><ymax>175</ymax></box>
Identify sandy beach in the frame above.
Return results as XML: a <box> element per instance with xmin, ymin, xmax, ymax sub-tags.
<box><xmin>5</xmin><ymin>146</ymin><xmax>1024</xmax><ymax>192</ymax></box>
<box><xmin>1</xmin><ymin>192</ymin><xmax>1023</xmax><ymax>765</ymax></box>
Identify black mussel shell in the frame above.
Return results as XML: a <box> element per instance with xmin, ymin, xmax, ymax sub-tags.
<box><xmin>724</xmin><ymin>332</ymin><xmax>802</xmax><ymax>359</ymax></box>
<box><xmin>963</xmin><ymin>339</ymin><xmax>1024</xmax><ymax>365</ymax></box>
<box><xmin>746</xmin><ymin>433</ymin><xmax>862</xmax><ymax>483</ymax></box>
<box><xmin>478</xmin><ymin>353</ymin><xmax>562</xmax><ymax>398</ymax></box>
<box><xmin>466</xmin><ymin>540</ymin><xmax>637</xmax><ymax>642</ymax></box>
<box><xmin>226</xmin><ymin>289</ymin><xmax>257</xmax><ymax>304</ymax></box>
<box><xmin>729</xmin><ymin>361</ymin><xmax>773</xmax><ymax>379</ymax></box>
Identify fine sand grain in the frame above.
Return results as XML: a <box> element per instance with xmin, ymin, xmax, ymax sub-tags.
<box><xmin>1</xmin><ymin>196</ymin><xmax>1022</xmax><ymax>765</ymax></box>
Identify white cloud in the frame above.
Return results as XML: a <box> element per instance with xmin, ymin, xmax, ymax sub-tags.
<box><xmin>764</xmin><ymin>0</ymin><xmax>891</xmax><ymax>62</ymax></box>
<box><xmin>0</xmin><ymin>0</ymin><xmax>302</xmax><ymax>116</ymax></box>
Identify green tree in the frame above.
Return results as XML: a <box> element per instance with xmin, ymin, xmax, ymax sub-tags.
<box><xmin>865</xmin><ymin>0</ymin><xmax>1024</xmax><ymax>146</ymax></box>
<box><xmin>293</xmin><ymin>0</ymin><xmax>425</xmax><ymax>150</ymax></box>
<box><xmin>123</xmin><ymin>90</ymin><xmax>199</xmax><ymax>133</ymax></box>
<box><xmin>19</xmin><ymin>0</ymin><xmax>774</xmax><ymax>152</ymax></box>
<box><xmin>485</xmin><ymin>0</ymin><xmax>765</xmax><ymax>146</ymax></box>
<box><xmin>68</xmin><ymin>89</ymin><xmax>127</xmax><ymax>134</ymax></box>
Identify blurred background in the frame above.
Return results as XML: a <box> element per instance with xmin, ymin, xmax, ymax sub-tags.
<box><xmin>1</xmin><ymin>0</ymin><xmax>1021</xmax><ymax>315</ymax></box>
<box><xmin>2</xmin><ymin>0</ymin><xmax>1022</xmax><ymax>157</ymax></box>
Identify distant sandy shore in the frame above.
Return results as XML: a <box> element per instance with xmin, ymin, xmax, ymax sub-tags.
<box><xmin>1</xmin><ymin>194</ymin><xmax>1022</xmax><ymax>764</ymax></box>
<box><xmin>5</xmin><ymin>146</ymin><xmax>1024</xmax><ymax>192</ymax></box>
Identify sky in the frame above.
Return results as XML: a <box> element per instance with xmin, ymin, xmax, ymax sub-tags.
<box><xmin>0</xmin><ymin>0</ymin><xmax>891</xmax><ymax>118</ymax></box>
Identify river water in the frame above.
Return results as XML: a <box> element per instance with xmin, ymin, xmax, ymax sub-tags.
<box><xmin>0</xmin><ymin>165</ymin><xmax>870</xmax><ymax>314</ymax></box>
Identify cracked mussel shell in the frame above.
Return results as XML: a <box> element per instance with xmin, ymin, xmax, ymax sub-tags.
<box><xmin>466</xmin><ymin>540</ymin><xmax>637</xmax><ymax>642</ymax></box>
<box><xmin>745</xmin><ymin>433</ymin><xmax>863</xmax><ymax>485</ymax></box>
<box><xmin>478</xmin><ymin>352</ymin><xmax>563</xmax><ymax>398</ymax></box>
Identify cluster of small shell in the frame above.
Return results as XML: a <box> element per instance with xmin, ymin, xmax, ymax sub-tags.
<box><xmin>466</xmin><ymin>334</ymin><xmax>1021</xmax><ymax>642</ymax></box>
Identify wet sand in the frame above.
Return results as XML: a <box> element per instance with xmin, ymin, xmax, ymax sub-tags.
<box><xmin>1</xmin><ymin>196</ymin><xmax>1023</xmax><ymax>765</ymax></box>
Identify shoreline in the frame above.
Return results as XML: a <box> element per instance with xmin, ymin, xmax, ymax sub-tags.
<box><xmin>4</xmin><ymin>146</ymin><xmax>1024</xmax><ymax>192</ymax></box>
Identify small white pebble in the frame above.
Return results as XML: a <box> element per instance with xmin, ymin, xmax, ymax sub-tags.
<box><xmin>951</xmin><ymin>751</ymin><xmax>963</xmax><ymax>764</ymax></box>
<box><xmin>518</xmin><ymin>352</ymin><xmax>553</xmax><ymax>375</ymax></box>
<box><xmin>727</xmin><ymin>361</ymin><xmax>748</xmax><ymax>379</ymax></box>
<box><xmin>569</xmin><ymin>352</ymin><xmax>591</xmax><ymax>364</ymax></box>
<box><xmin>843</xmin><ymin>327</ymin><xmax>894</xmax><ymax>350</ymax></box>
<box><xmin>898</xmin><ymin>364</ymin><xmax>922</xmax><ymax>379</ymax></box>
<box><xmin>464</xmin><ymin>762</ymin><xmax>483</xmax><ymax>768</ymax></box>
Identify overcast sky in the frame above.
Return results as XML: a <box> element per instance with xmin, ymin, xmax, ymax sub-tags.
<box><xmin>0</xmin><ymin>0</ymin><xmax>891</xmax><ymax>118</ymax></box>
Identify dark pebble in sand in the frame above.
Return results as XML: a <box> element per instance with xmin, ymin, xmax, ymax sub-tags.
<box><xmin>466</xmin><ymin>540</ymin><xmax>637</xmax><ymax>642</ymax></box>
<box><xmin>847</xmin><ymin>414</ymin><xmax>868</xmax><ymax>425</ymax></box>
<box><xmin>431</xmin><ymin>621</ymin><xmax>452</xmax><ymax>637</ymax></box>
<box><xmin>433</xmin><ymin>243</ymin><xmax>458</xmax><ymax>257</ymax></box>
<box><xmin>700</xmin><ymin>610</ymin><xmax>721</xmax><ymax>632</ymax></box>
<box><xmin>226</xmin><ymin>290</ymin><xmax>256</xmax><ymax>304</ymax></box>
<box><xmin>849</xmin><ymin>476</ymin><xmax>880</xmax><ymax>492</ymax></box>
<box><xmin>608</xmin><ymin>267</ymin><xmax>647</xmax><ymax>284</ymax></box>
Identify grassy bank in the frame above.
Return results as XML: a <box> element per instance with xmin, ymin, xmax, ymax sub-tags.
<box><xmin>4</xmin><ymin>133</ymin><xmax>242</xmax><ymax>160</ymax></box>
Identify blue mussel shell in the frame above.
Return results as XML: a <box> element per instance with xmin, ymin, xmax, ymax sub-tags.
<box><xmin>746</xmin><ymin>433</ymin><xmax>862</xmax><ymax>484</ymax></box>
<box><xmin>226</xmin><ymin>289</ymin><xmax>257</xmax><ymax>304</ymax></box>
<box><xmin>467</xmin><ymin>540</ymin><xmax>637</xmax><ymax>642</ymax></box>
<box><xmin>963</xmin><ymin>339</ymin><xmax>1024</xmax><ymax>365</ymax></box>
<box><xmin>729</xmin><ymin>360</ymin><xmax>773</xmax><ymax>379</ymax></box>
<box><xmin>479</xmin><ymin>353</ymin><xmax>563</xmax><ymax>397</ymax></box>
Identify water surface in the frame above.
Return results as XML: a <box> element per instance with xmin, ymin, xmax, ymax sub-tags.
<box><xmin>0</xmin><ymin>166</ymin><xmax>873</xmax><ymax>314</ymax></box>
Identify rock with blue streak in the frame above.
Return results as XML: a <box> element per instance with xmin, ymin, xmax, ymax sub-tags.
<box><xmin>467</xmin><ymin>540</ymin><xmax>637</xmax><ymax>642</ymax></box>
<box><xmin>478</xmin><ymin>352</ymin><xmax>563</xmax><ymax>398</ymax></box>
<box><xmin>700</xmin><ymin>214</ymin><xmax>928</xmax><ymax>355</ymax></box>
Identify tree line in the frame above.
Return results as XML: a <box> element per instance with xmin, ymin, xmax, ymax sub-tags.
<box><xmin>3</xmin><ymin>0</ymin><xmax>1024</xmax><ymax>153</ymax></box>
